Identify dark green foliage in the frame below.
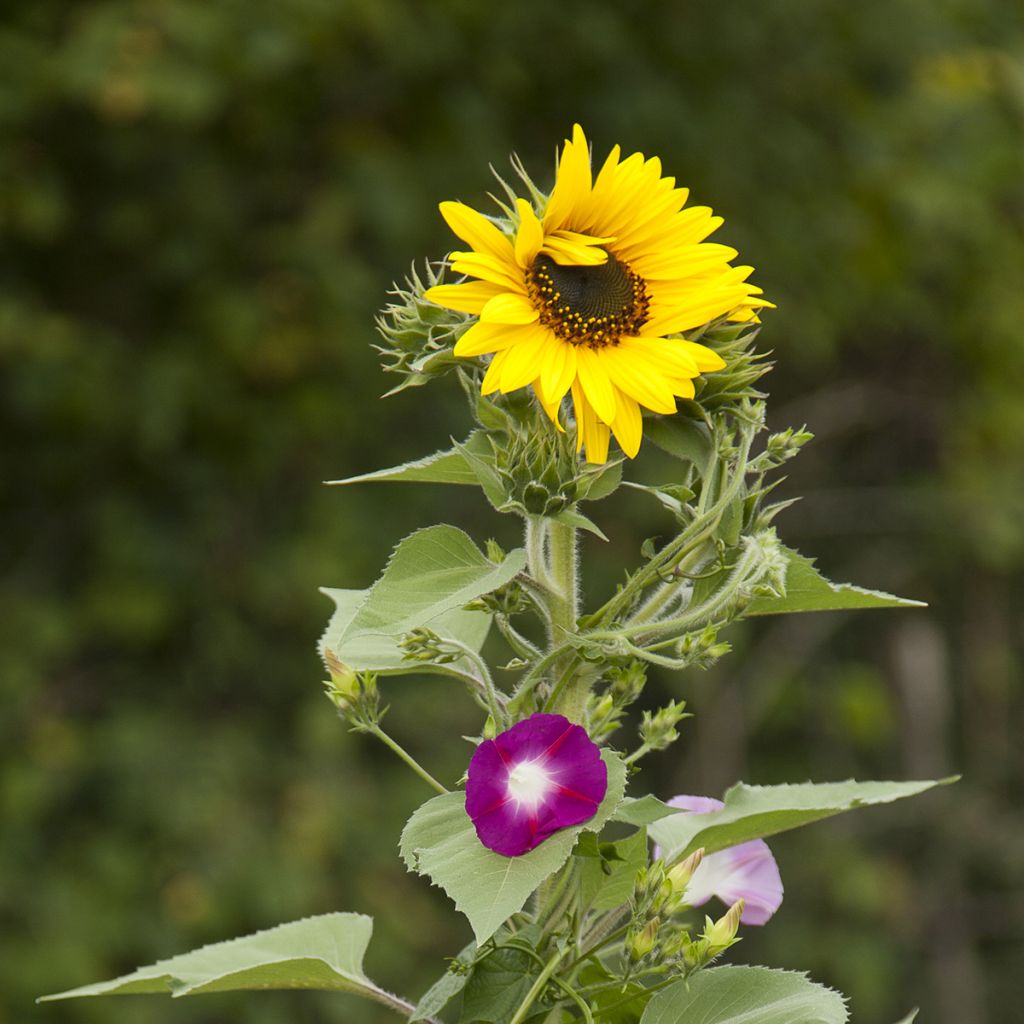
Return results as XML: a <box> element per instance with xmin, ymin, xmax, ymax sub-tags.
<box><xmin>3</xmin><ymin>1</ymin><xmax>1022</xmax><ymax>1022</ymax></box>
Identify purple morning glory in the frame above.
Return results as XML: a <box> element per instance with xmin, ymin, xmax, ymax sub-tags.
<box><xmin>657</xmin><ymin>795</ymin><xmax>784</xmax><ymax>925</ymax></box>
<box><xmin>466</xmin><ymin>713</ymin><xmax>608</xmax><ymax>857</ymax></box>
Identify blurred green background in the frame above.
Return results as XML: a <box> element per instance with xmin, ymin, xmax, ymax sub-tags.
<box><xmin>3</xmin><ymin>1</ymin><xmax>1023</xmax><ymax>1021</ymax></box>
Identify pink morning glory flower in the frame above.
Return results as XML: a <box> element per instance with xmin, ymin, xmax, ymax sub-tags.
<box><xmin>466</xmin><ymin>713</ymin><xmax>608</xmax><ymax>857</ymax></box>
<box><xmin>657</xmin><ymin>794</ymin><xmax>784</xmax><ymax>925</ymax></box>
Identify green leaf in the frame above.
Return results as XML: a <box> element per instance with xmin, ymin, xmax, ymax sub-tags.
<box><xmin>578</xmin><ymin>828</ymin><xmax>648</xmax><ymax>912</ymax></box>
<box><xmin>319</xmin><ymin>588</ymin><xmax>491</xmax><ymax>678</ymax></box>
<box><xmin>891</xmin><ymin>1012</ymin><xmax>919</xmax><ymax>1024</ymax></box>
<box><xmin>579</xmin><ymin>459</ymin><xmax>624</xmax><ymax>502</ymax></box>
<box><xmin>647</xmin><ymin>777</ymin><xmax>954</xmax><ymax>864</ymax></box>
<box><xmin>552</xmin><ymin>507</ymin><xmax>608</xmax><ymax>541</ymax></box>
<box><xmin>411</xmin><ymin>943</ymin><xmax>476</xmax><ymax>1022</ymax></box>
<box><xmin>41</xmin><ymin>913</ymin><xmax>385</xmax><ymax>1002</ymax></box>
<box><xmin>453</xmin><ymin>436</ymin><xmax>513</xmax><ymax>512</ymax></box>
<box><xmin>459</xmin><ymin>946</ymin><xmax>537</xmax><ymax>1024</ymax></box>
<box><xmin>400</xmin><ymin>752</ymin><xmax>627</xmax><ymax>944</ymax></box>
<box><xmin>641</xmin><ymin>966</ymin><xmax>847</xmax><ymax>1024</ymax></box>
<box><xmin>326</xmin><ymin>432</ymin><xmax>492</xmax><ymax>486</ymax></box>
<box><xmin>746</xmin><ymin>546</ymin><xmax>924</xmax><ymax>615</ymax></box>
<box><xmin>612</xmin><ymin>795</ymin><xmax>680</xmax><ymax>827</ymax></box>
<box><xmin>644</xmin><ymin>416</ymin><xmax>713</xmax><ymax>466</ymax></box>
<box><xmin>342</xmin><ymin>525</ymin><xmax>526</xmax><ymax>639</ymax></box>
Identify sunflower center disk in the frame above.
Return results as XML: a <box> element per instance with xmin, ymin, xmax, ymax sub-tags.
<box><xmin>528</xmin><ymin>252</ymin><xmax>650</xmax><ymax>348</ymax></box>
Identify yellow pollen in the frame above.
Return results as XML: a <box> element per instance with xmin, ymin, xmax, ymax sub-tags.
<box><xmin>526</xmin><ymin>252</ymin><xmax>650</xmax><ymax>348</ymax></box>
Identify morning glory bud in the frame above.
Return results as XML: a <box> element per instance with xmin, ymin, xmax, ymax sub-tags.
<box><xmin>704</xmin><ymin>899</ymin><xmax>745</xmax><ymax>951</ymax></box>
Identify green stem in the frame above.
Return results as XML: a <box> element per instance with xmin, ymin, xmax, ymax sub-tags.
<box><xmin>367</xmin><ymin>726</ymin><xmax>448</xmax><ymax>795</ymax></box>
<box><xmin>444</xmin><ymin>638</ymin><xmax>507</xmax><ymax>727</ymax></box>
<box><xmin>548</xmin><ymin>515</ymin><xmax>590</xmax><ymax>721</ymax></box>
<box><xmin>509</xmin><ymin>946</ymin><xmax>569</xmax><ymax>1024</ymax></box>
<box><xmin>525</xmin><ymin>515</ymin><xmax>556</xmax><ymax>591</ymax></box>
<box><xmin>367</xmin><ymin>984</ymin><xmax>442</xmax><ymax>1024</ymax></box>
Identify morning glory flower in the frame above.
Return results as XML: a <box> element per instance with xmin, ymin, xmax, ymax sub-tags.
<box><xmin>658</xmin><ymin>794</ymin><xmax>783</xmax><ymax>925</ymax></box>
<box><xmin>466</xmin><ymin>713</ymin><xmax>608</xmax><ymax>857</ymax></box>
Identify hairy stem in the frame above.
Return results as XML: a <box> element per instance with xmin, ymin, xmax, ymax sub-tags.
<box><xmin>509</xmin><ymin>946</ymin><xmax>569</xmax><ymax>1024</ymax></box>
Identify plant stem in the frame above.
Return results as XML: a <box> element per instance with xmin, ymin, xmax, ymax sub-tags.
<box><xmin>548</xmin><ymin>514</ymin><xmax>590</xmax><ymax>722</ymax></box>
<box><xmin>509</xmin><ymin>946</ymin><xmax>569</xmax><ymax>1024</ymax></box>
<box><xmin>525</xmin><ymin>515</ymin><xmax>556</xmax><ymax>592</ymax></box>
<box><xmin>367</xmin><ymin>725</ymin><xmax>448</xmax><ymax>795</ymax></box>
<box><xmin>366</xmin><ymin>983</ymin><xmax>442</xmax><ymax>1024</ymax></box>
<box><xmin>443</xmin><ymin>638</ymin><xmax>507</xmax><ymax>727</ymax></box>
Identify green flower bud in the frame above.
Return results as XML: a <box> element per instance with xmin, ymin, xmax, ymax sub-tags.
<box><xmin>704</xmin><ymin>899</ymin><xmax>744</xmax><ymax>951</ymax></box>
<box><xmin>666</xmin><ymin>847</ymin><xmax>705</xmax><ymax>897</ymax></box>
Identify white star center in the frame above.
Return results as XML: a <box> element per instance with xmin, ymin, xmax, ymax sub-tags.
<box><xmin>506</xmin><ymin>759</ymin><xmax>554</xmax><ymax>808</ymax></box>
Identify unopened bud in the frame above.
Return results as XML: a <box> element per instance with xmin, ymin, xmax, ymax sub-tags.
<box><xmin>629</xmin><ymin>918</ymin><xmax>660</xmax><ymax>961</ymax></box>
<box><xmin>323</xmin><ymin>650</ymin><xmax>360</xmax><ymax>708</ymax></box>
<box><xmin>666</xmin><ymin>848</ymin><xmax>705</xmax><ymax>896</ymax></box>
<box><xmin>482</xmin><ymin>715</ymin><xmax>497</xmax><ymax>740</ymax></box>
<box><xmin>705</xmin><ymin>899</ymin><xmax>744</xmax><ymax>950</ymax></box>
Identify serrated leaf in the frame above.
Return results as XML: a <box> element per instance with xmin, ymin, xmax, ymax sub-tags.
<box><xmin>746</xmin><ymin>546</ymin><xmax>924</xmax><ymax>615</ymax></box>
<box><xmin>641</xmin><ymin>966</ymin><xmax>847</xmax><ymax>1024</ymax></box>
<box><xmin>341</xmin><ymin>525</ymin><xmax>526</xmax><ymax>639</ymax></box>
<box><xmin>41</xmin><ymin>913</ymin><xmax>384</xmax><ymax>1003</ymax></box>
<box><xmin>400</xmin><ymin>752</ymin><xmax>627</xmax><ymax>944</ymax></box>
<box><xmin>647</xmin><ymin>777</ymin><xmax>955</xmax><ymax>864</ymax></box>
<box><xmin>327</xmin><ymin>432</ymin><xmax>492</xmax><ymax>486</ymax></box>
<box><xmin>319</xmin><ymin>588</ymin><xmax>491</xmax><ymax>678</ymax></box>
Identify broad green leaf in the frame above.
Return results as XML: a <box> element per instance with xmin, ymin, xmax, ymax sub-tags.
<box><xmin>641</xmin><ymin>966</ymin><xmax>847</xmax><ymax>1024</ymax></box>
<box><xmin>411</xmin><ymin>942</ymin><xmax>476</xmax><ymax>1022</ymax></box>
<box><xmin>578</xmin><ymin>828</ymin><xmax>648</xmax><ymax>912</ymax></box>
<box><xmin>647</xmin><ymin>778</ymin><xmax>954</xmax><ymax>864</ymax></box>
<box><xmin>644</xmin><ymin>416</ymin><xmax>713</xmax><ymax>466</ymax></box>
<box><xmin>319</xmin><ymin>588</ymin><xmax>491</xmax><ymax>678</ymax></box>
<box><xmin>459</xmin><ymin>946</ymin><xmax>537</xmax><ymax>1024</ymax></box>
<box><xmin>41</xmin><ymin>913</ymin><xmax>385</xmax><ymax>1002</ymax></box>
<box><xmin>747</xmin><ymin>546</ymin><xmax>924</xmax><ymax>615</ymax></box>
<box><xmin>327</xmin><ymin>432</ymin><xmax>491</xmax><ymax>486</ymax></box>
<box><xmin>400</xmin><ymin>752</ymin><xmax>627</xmax><ymax>943</ymax></box>
<box><xmin>344</xmin><ymin>525</ymin><xmax>526</xmax><ymax>639</ymax></box>
<box><xmin>453</xmin><ymin>436</ymin><xmax>511</xmax><ymax>512</ymax></box>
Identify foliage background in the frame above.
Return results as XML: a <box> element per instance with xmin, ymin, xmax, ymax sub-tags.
<box><xmin>3</xmin><ymin>1</ymin><xmax>1022</xmax><ymax>1022</ymax></box>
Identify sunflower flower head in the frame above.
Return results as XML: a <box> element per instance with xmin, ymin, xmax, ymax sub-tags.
<box><xmin>424</xmin><ymin>125</ymin><xmax>773</xmax><ymax>463</ymax></box>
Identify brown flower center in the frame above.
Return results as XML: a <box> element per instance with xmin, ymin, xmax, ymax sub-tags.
<box><xmin>526</xmin><ymin>252</ymin><xmax>650</xmax><ymax>348</ymax></box>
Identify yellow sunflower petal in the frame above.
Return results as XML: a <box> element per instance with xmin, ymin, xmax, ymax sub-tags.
<box><xmin>610</xmin><ymin>390</ymin><xmax>643</xmax><ymax>459</ymax></box>
<box><xmin>543</xmin><ymin>124</ymin><xmax>593</xmax><ymax>231</ymax></box>
<box><xmin>424</xmin><ymin>281</ymin><xmax>505</xmax><ymax>314</ymax></box>
<box><xmin>454</xmin><ymin>320</ymin><xmax>531</xmax><ymax>358</ymax></box>
<box><xmin>480</xmin><ymin>292</ymin><xmax>540</xmax><ymax>325</ymax></box>
<box><xmin>499</xmin><ymin>327</ymin><xmax>553</xmax><ymax>391</ymax></box>
<box><xmin>575</xmin><ymin>346</ymin><xmax>617</xmax><ymax>424</ymax></box>
<box><xmin>571</xmin><ymin>381</ymin><xmax>611</xmax><ymax>463</ymax></box>
<box><xmin>632</xmin><ymin>243</ymin><xmax>739</xmax><ymax>281</ymax></box>
<box><xmin>677</xmin><ymin>340</ymin><xmax>727</xmax><ymax>372</ymax></box>
<box><xmin>449</xmin><ymin>251</ymin><xmax>527</xmax><ymax>291</ymax></box>
<box><xmin>439</xmin><ymin>201</ymin><xmax>515</xmax><ymax>262</ymax></box>
<box><xmin>620</xmin><ymin>336</ymin><xmax>700</xmax><ymax>378</ymax></box>
<box><xmin>481</xmin><ymin>349</ymin><xmax>510</xmax><ymax>395</ymax></box>
<box><xmin>514</xmin><ymin>198</ymin><xmax>545</xmax><ymax>269</ymax></box>
<box><xmin>598</xmin><ymin>345</ymin><xmax>678</xmax><ymax>415</ymax></box>
<box><xmin>538</xmin><ymin>339</ymin><xmax>577</xmax><ymax>405</ymax></box>
<box><xmin>541</xmin><ymin>230</ymin><xmax>610</xmax><ymax>266</ymax></box>
<box><xmin>533</xmin><ymin>384</ymin><xmax>566</xmax><ymax>432</ymax></box>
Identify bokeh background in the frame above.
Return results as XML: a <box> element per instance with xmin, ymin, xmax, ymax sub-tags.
<box><xmin>4</xmin><ymin>1</ymin><xmax>1023</xmax><ymax>1022</ymax></box>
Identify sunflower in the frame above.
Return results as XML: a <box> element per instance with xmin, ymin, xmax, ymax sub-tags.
<box><xmin>424</xmin><ymin>125</ymin><xmax>771</xmax><ymax>463</ymax></box>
